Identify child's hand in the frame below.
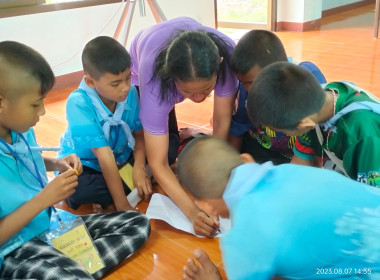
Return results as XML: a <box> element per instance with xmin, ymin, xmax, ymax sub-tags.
<box><xmin>37</xmin><ymin>169</ymin><xmax>78</xmax><ymax>209</ymax></box>
<box><xmin>55</xmin><ymin>154</ymin><xmax>83</xmax><ymax>175</ymax></box>
<box><xmin>192</xmin><ymin>210</ymin><xmax>220</xmax><ymax>237</ymax></box>
<box><xmin>132</xmin><ymin>166</ymin><xmax>152</xmax><ymax>201</ymax></box>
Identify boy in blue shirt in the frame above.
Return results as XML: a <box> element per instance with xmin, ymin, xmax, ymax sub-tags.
<box><xmin>58</xmin><ymin>36</ymin><xmax>152</xmax><ymax>212</ymax></box>
<box><xmin>229</xmin><ymin>30</ymin><xmax>326</xmax><ymax>165</ymax></box>
<box><xmin>178</xmin><ymin>136</ymin><xmax>380</xmax><ymax>280</ymax></box>
<box><xmin>0</xmin><ymin>41</ymin><xmax>150</xmax><ymax>279</ymax></box>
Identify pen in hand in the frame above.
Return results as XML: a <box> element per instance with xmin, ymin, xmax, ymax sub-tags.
<box><xmin>199</xmin><ymin>208</ymin><xmax>221</xmax><ymax>234</ymax></box>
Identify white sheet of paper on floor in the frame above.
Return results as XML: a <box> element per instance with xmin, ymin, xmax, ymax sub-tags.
<box><xmin>127</xmin><ymin>188</ymin><xmax>141</xmax><ymax>208</ymax></box>
<box><xmin>146</xmin><ymin>193</ymin><xmax>231</xmax><ymax>238</ymax></box>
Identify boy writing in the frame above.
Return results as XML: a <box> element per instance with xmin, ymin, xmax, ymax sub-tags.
<box><xmin>0</xmin><ymin>41</ymin><xmax>150</xmax><ymax>279</ymax></box>
<box><xmin>229</xmin><ymin>30</ymin><xmax>326</xmax><ymax>165</ymax></box>
<box><xmin>58</xmin><ymin>36</ymin><xmax>152</xmax><ymax>212</ymax></box>
<box><xmin>247</xmin><ymin>61</ymin><xmax>380</xmax><ymax>187</ymax></box>
<box><xmin>178</xmin><ymin>136</ymin><xmax>380</xmax><ymax>280</ymax></box>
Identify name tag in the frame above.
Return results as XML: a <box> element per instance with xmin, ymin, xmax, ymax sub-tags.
<box><xmin>51</xmin><ymin>218</ymin><xmax>105</xmax><ymax>274</ymax></box>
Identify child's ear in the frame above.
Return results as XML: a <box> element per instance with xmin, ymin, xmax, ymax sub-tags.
<box><xmin>84</xmin><ymin>74</ymin><xmax>96</xmax><ymax>89</ymax></box>
<box><xmin>240</xmin><ymin>153</ymin><xmax>255</xmax><ymax>163</ymax></box>
<box><xmin>297</xmin><ymin>117</ymin><xmax>316</xmax><ymax>130</ymax></box>
<box><xmin>0</xmin><ymin>95</ymin><xmax>5</xmax><ymax>113</ymax></box>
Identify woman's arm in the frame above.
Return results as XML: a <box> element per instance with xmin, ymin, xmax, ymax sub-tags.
<box><xmin>228</xmin><ymin>135</ymin><xmax>243</xmax><ymax>152</ymax></box>
<box><xmin>212</xmin><ymin>94</ymin><xmax>235</xmax><ymax>140</ymax></box>
<box><xmin>132</xmin><ymin>129</ymin><xmax>152</xmax><ymax>200</ymax></box>
<box><xmin>92</xmin><ymin>146</ymin><xmax>133</xmax><ymax>211</ymax></box>
<box><xmin>144</xmin><ymin>130</ymin><xmax>219</xmax><ymax>237</ymax></box>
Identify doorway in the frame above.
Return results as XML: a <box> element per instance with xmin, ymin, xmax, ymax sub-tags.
<box><xmin>216</xmin><ymin>0</ymin><xmax>276</xmax><ymax>31</ymax></box>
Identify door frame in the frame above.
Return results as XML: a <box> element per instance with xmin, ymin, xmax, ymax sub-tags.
<box><xmin>215</xmin><ymin>0</ymin><xmax>277</xmax><ymax>31</ymax></box>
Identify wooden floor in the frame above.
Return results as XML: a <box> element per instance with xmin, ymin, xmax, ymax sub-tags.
<box><xmin>34</xmin><ymin>5</ymin><xmax>380</xmax><ymax>279</ymax></box>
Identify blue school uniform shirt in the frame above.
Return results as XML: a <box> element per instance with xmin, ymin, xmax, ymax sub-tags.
<box><xmin>0</xmin><ymin>129</ymin><xmax>50</xmax><ymax>269</ymax></box>
<box><xmin>58</xmin><ymin>79</ymin><xmax>143</xmax><ymax>171</ymax></box>
<box><xmin>222</xmin><ymin>162</ymin><xmax>380</xmax><ymax>279</ymax></box>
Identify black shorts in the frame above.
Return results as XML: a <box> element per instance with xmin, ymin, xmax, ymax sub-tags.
<box><xmin>64</xmin><ymin>165</ymin><xmax>132</xmax><ymax>209</ymax></box>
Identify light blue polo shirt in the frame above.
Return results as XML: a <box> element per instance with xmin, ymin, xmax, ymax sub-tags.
<box><xmin>58</xmin><ymin>79</ymin><xmax>143</xmax><ymax>171</ymax></box>
<box><xmin>0</xmin><ymin>129</ymin><xmax>50</xmax><ymax>269</ymax></box>
<box><xmin>222</xmin><ymin>162</ymin><xmax>380</xmax><ymax>279</ymax></box>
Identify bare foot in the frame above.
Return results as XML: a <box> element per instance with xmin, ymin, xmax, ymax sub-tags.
<box><xmin>92</xmin><ymin>203</ymin><xmax>103</xmax><ymax>214</ymax></box>
<box><xmin>103</xmin><ymin>203</ymin><xmax>117</xmax><ymax>212</ymax></box>
<box><xmin>183</xmin><ymin>249</ymin><xmax>222</xmax><ymax>280</ymax></box>
<box><xmin>93</xmin><ymin>203</ymin><xmax>118</xmax><ymax>213</ymax></box>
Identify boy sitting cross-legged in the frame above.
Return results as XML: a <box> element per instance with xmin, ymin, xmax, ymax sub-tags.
<box><xmin>58</xmin><ymin>36</ymin><xmax>152</xmax><ymax>212</ymax></box>
<box><xmin>0</xmin><ymin>40</ymin><xmax>150</xmax><ymax>280</ymax></box>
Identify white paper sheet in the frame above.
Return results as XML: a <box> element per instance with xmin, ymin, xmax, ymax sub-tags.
<box><xmin>146</xmin><ymin>193</ymin><xmax>231</xmax><ymax>238</ymax></box>
<box><xmin>127</xmin><ymin>188</ymin><xmax>141</xmax><ymax>208</ymax></box>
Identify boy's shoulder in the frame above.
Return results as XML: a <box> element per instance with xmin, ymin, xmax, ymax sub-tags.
<box><xmin>127</xmin><ymin>84</ymin><xmax>138</xmax><ymax>98</ymax></box>
<box><xmin>325</xmin><ymin>81</ymin><xmax>380</xmax><ymax>106</ymax></box>
<box><xmin>324</xmin><ymin>81</ymin><xmax>380</xmax><ymax>129</ymax></box>
<box><xmin>67</xmin><ymin>87</ymin><xmax>90</xmax><ymax>103</ymax></box>
<box><xmin>125</xmin><ymin>85</ymin><xmax>139</xmax><ymax>107</ymax></box>
<box><xmin>70</xmin><ymin>86</ymin><xmax>89</xmax><ymax>97</ymax></box>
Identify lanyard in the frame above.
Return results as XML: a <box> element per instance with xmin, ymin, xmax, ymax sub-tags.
<box><xmin>0</xmin><ymin>133</ymin><xmax>65</xmax><ymax>228</ymax></box>
<box><xmin>0</xmin><ymin>134</ymin><xmax>45</xmax><ymax>187</ymax></box>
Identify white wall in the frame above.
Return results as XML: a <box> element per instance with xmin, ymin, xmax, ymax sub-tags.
<box><xmin>277</xmin><ymin>0</ymin><xmax>367</xmax><ymax>24</ymax></box>
<box><xmin>322</xmin><ymin>0</ymin><xmax>362</xmax><ymax>11</ymax></box>
<box><xmin>0</xmin><ymin>0</ymin><xmax>215</xmax><ymax>76</ymax></box>
<box><xmin>277</xmin><ymin>0</ymin><xmax>322</xmax><ymax>23</ymax></box>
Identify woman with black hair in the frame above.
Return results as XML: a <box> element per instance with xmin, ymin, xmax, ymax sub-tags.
<box><xmin>129</xmin><ymin>17</ymin><xmax>238</xmax><ymax>237</ymax></box>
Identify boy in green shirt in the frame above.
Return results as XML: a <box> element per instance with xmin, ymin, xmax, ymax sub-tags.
<box><xmin>247</xmin><ymin>61</ymin><xmax>380</xmax><ymax>187</ymax></box>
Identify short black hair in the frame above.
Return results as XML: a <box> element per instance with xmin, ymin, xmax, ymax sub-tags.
<box><xmin>82</xmin><ymin>36</ymin><xmax>131</xmax><ymax>80</ymax></box>
<box><xmin>247</xmin><ymin>62</ymin><xmax>325</xmax><ymax>130</ymax></box>
<box><xmin>0</xmin><ymin>41</ymin><xmax>55</xmax><ymax>96</ymax></box>
<box><xmin>230</xmin><ymin>30</ymin><xmax>287</xmax><ymax>74</ymax></box>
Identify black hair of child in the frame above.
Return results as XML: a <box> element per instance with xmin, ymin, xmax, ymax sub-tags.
<box><xmin>247</xmin><ymin>61</ymin><xmax>325</xmax><ymax>130</ymax></box>
<box><xmin>82</xmin><ymin>36</ymin><xmax>131</xmax><ymax>80</ymax></box>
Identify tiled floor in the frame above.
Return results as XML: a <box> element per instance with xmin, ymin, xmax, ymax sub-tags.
<box><xmin>34</xmin><ymin>4</ymin><xmax>380</xmax><ymax>279</ymax></box>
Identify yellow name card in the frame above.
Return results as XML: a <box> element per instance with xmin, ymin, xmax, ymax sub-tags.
<box><xmin>52</xmin><ymin>224</ymin><xmax>104</xmax><ymax>274</ymax></box>
<box><xmin>119</xmin><ymin>163</ymin><xmax>135</xmax><ymax>191</ymax></box>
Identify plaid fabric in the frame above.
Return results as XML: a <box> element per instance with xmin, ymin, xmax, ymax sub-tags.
<box><xmin>0</xmin><ymin>211</ymin><xmax>150</xmax><ymax>280</ymax></box>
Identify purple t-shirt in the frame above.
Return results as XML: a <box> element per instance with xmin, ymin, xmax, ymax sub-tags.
<box><xmin>130</xmin><ymin>17</ymin><xmax>238</xmax><ymax>134</ymax></box>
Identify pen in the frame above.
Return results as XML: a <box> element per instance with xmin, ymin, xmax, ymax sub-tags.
<box><xmin>30</xmin><ymin>147</ymin><xmax>62</xmax><ymax>152</ymax></box>
<box><xmin>52</xmin><ymin>206</ymin><xmax>65</xmax><ymax>229</ymax></box>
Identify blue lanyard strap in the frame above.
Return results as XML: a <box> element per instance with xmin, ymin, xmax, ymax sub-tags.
<box><xmin>0</xmin><ymin>134</ymin><xmax>45</xmax><ymax>188</ymax></box>
<box><xmin>0</xmin><ymin>134</ymin><xmax>65</xmax><ymax>228</ymax></box>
